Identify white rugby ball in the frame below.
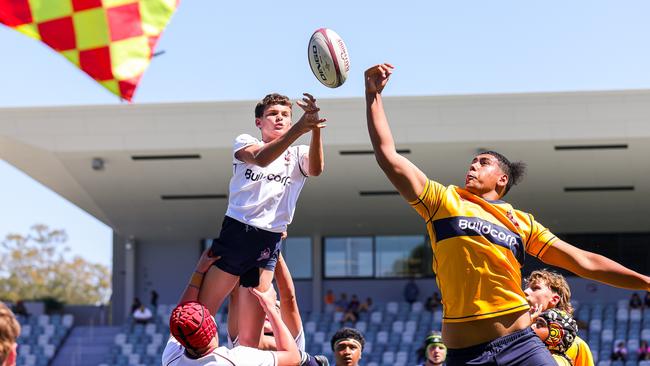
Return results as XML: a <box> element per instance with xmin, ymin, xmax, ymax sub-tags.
<box><xmin>308</xmin><ymin>28</ymin><xmax>350</xmax><ymax>88</ymax></box>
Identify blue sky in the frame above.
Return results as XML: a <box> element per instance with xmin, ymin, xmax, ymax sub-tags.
<box><xmin>2</xmin><ymin>0</ymin><xmax>650</xmax><ymax>268</ymax></box>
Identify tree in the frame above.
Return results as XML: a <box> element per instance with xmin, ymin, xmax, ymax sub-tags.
<box><xmin>0</xmin><ymin>224</ymin><xmax>111</xmax><ymax>306</ymax></box>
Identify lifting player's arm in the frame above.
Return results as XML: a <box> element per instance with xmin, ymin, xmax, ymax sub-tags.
<box><xmin>365</xmin><ymin>64</ymin><xmax>427</xmax><ymax>202</ymax></box>
<box><xmin>250</xmin><ymin>286</ymin><xmax>301</xmax><ymax>366</ymax></box>
<box><xmin>237</xmin><ymin>94</ymin><xmax>326</xmax><ymax>168</ymax></box>
<box><xmin>275</xmin><ymin>254</ymin><xmax>303</xmax><ymax>338</ymax></box>
<box><xmin>177</xmin><ymin>249</ymin><xmax>220</xmax><ymax>305</ymax></box>
<box><xmin>541</xmin><ymin>239</ymin><xmax>650</xmax><ymax>291</ymax></box>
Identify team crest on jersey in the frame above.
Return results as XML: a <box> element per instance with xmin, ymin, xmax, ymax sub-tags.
<box><xmin>284</xmin><ymin>151</ymin><xmax>292</xmax><ymax>165</ymax></box>
<box><xmin>506</xmin><ymin>210</ymin><xmax>520</xmax><ymax>229</ymax></box>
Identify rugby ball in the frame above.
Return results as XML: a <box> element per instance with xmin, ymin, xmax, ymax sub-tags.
<box><xmin>308</xmin><ymin>28</ymin><xmax>350</xmax><ymax>88</ymax></box>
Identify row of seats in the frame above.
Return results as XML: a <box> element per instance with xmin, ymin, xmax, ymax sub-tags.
<box><xmin>15</xmin><ymin>314</ymin><xmax>74</xmax><ymax>366</ymax></box>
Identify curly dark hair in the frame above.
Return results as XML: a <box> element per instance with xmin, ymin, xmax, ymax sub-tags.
<box><xmin>254</xmin><ymin>93</ymin><xmax>292</xmax><ymax>118</ymax></box>
<box><xmin>330</xmin><ymin>327</ymin><xmax>365</xmax><ymax>352</ymax></box>
<box><xmin>479</xmin><ymin>150</ymin><xmax>527</xmax><ymax>197</ymax></box>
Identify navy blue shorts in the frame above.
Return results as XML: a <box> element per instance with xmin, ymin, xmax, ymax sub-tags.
<box><xmin>210</xmin><ymin>216</ymin><xmax>282</xmax><ymax>288</ymax></box>
<box><xmin>446</xmin><ymin>327</ymin><xmax>556</xmax><ymax>366</ymax></box>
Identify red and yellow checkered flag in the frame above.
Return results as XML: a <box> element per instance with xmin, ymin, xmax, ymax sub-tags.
<box><xmin>0</xmin><ymin>0</ymin><xmax>179</xmax><ymax>101</ymax></box>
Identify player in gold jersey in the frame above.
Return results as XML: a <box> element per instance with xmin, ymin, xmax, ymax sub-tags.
<box><xmin>525</xmin><ymin>270</ymin><xmax>594</xmax><ymax>366</ymax></box>
<box><xmin>364</xmin><ymin>63</ymin><xmax>650</xmax><ymax>366</ymax></box>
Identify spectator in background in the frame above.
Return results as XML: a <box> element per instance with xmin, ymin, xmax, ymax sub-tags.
<box><xmin>11</xmin><ymin>301</ymin><xmax>28</xmax><ymax>318</ymax></box>
<box><xmin>645</xmin><ymin>292</ymin><xmax>650</xmax><ymax>308</ymax></box>
<box><xmin>331</xmin><ymin>327</ymin><xmax>365</xmax><ymax>366</ymax></box>
<box><xmin>639</xmin><ymin>340</ymin><xmax>650</xmax><ymax>361</ymax></box>
<box><xmin>133</xmin><ymin>304</ymin><xmax>153</xmax><ymax>325</ymax></box>
<box><xmin>324</xmin><ymin>290</ymin><xmax>336</xmax><ymax>312</ymax></box>
<box><xmin>335</xmin><ymin>293</ymin><xmax>349</xmax><ymax>313</ymax></box>
<box><xmin>611</xmin><ymin>341</ymin><xmax>628</xmax><ymax>361</ymax></box>
<box><xmin>425</xmin><ymin>292</ymin><xmax>442</xmax><ymax>312</ymax></box>
<box><xmin>342</xmin><ymin>295</ymin><xmax>361</xmax><ymax>324</ymax></box>
<box><xmin>0</xmin><ymin>302</ymin><xmax>21</xmax><ymax>366</ymax></box>
<box><xmin>630</xmin><ymin>292</ymin><xmax>643</xmax><ymax>309</ymax></box>
<box><xmin>130</xmin><ymin>297</ymin><xmax>142</xmax><ymax>314</ymax></box>
<box><xmin>358</xmin><ymin>297</ymin><xmax>373</xmax><ymax>314</ymax></box>
<box><xmin>404</xmin><ymin>278</ymin><xmax>420</xmax><ymax>304</ymax></box>
<box><xmin>150</xmin><ymin>290</ymin><xmax>159</xmax><ymax>309</ymax></box>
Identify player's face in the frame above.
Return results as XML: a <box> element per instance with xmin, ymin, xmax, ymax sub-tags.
<box><xmin>427</xmin><ymin>344</ymin><xmax>447</xmax><ymax>365</ymax></box>
<box><xmin>524</xmin><ymin>280</ymin><xmax>557</xmax><ymax>310</ymax></box>
<box><xmin>464</xmin><ymin>154</ymin><xmax>507</xmax><ymax>196</ymax></box>
<box><xmin>256</xmin><ymin>104</ymin><xmax>292</xmax><ymax>142</ymax></box>
<box><xmin>334</xmin><ymin>340</ymin><xmax>362</xmax><ymax>366</ymax></box>
<box><xmin>531</xmin><ymin>316</ymin><xmax>550</xmax><ymax>341</ymax></box>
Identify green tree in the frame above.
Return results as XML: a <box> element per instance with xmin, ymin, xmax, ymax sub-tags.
<box><xmin>0</xmin><ymin>224</ymin><xmax>111</xmax><ymax>306</ymax></box>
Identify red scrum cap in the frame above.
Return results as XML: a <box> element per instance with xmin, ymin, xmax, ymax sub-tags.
<box><xmin>170</xmin><ymin>301</ymin><xmax>216</xmax><ymax>350</ymax></box>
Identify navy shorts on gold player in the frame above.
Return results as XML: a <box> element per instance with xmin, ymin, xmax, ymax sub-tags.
<box><xmin>446</xmin><ymin>328</ymin><xmax>556</xmax><ymax>366</ymax></box>
<box><xmin>210</xmin><ymin>216</ymin><xmax>282</xmax><ymax>288</ymax></box>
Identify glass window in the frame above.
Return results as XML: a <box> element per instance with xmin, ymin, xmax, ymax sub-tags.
<box><xmin>324</xmin><ymin>237</ymin><xmax>373</xmax><ymax>278</ymax></box>
<box><xmin>281</xmin><ymin>237</ymin><xmax>312</xmax><ymax>279</ymax></box>
<box><xmin>375</xmin><ymin>235</ymin><xmax>431</xmax><ymax>277</ymax></box>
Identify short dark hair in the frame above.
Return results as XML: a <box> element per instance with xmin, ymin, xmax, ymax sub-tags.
<box><xmin>254</xmin><ymin>93</ymin><xmax>292</xmax><ymax>118</ymax></box>
<box><xmin>331</xmin><ymin>327</ymin><xmax>365</xmax><ymax>351</ymax></box>
<box><xmin>480</xmin><ymin>150</ymin><xmax>526</xmax><ymax>196</ymax></box>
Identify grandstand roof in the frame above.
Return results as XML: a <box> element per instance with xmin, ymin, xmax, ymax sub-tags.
<box><xmin>2</xmin><ymin>90</ymin><xmax>650</xmax><ymax>241</ymax></box>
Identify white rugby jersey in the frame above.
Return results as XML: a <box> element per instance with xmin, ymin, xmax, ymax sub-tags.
<box><xmin>162</xmin><ymin>337</ymin><xmax>277</xmax><ymax>366</ymax></box>
<box><xmin>225</xmin><ymin>134</ymin><xmax>310</xmax><ymax>233</ymax></box>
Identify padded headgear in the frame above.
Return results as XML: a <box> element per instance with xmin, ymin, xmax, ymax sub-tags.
<box><xmin>539</xmin><ymin>308</ymin><xmax>578</xmax><ymax>354</ymax></box>
<box><xmin>169</xmin><ymin>301</ymin><xmax>216</xmax><ymax>351</ymax></box>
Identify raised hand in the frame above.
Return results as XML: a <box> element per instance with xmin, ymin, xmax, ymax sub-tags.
<box><xmin>296</xmin><ymin>93</ymin><xmax>327</xmax><ymax>131</ymax></box>
<box><xmin>365</xmin><ymin>63</ymin><xmax>394</xmax><ymax>94</ymax></box>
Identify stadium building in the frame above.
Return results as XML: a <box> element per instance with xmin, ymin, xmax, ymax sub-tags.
<box><xmin>2</xmin><ymin>91</ymin><xmax>650</xmax><ymax>364</ymax></box>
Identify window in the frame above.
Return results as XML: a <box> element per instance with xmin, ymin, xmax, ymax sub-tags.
<box><xmin>324</xmin><ymin>237</ymin><xmax>373</xmax><ymax>278</ymax></box>
<box><xmin>375</xmin><ymin>235</ymin><xmax>430</xmax><ymax>277</ymax></box>
<box><xmin>281</xmin><ymin>237</ymin><xmax>312</xmax><ymax>279</ymax></box>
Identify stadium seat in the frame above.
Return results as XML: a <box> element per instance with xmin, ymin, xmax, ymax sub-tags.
<box><xmin>412</xmin><ymin>301</ymin><xmax>423</xmax><ymax>313</ymax></box>
<box><xmin>591</xmin><ymin>319</ymin><xmax>603</xmax><ymax>333</ymax></box>
<box><xmin>370</xmin><ymin>311</ymin><xmax>383</xmax><ymax>324</ymax></box>
<box><xmin>601</xmin><ymin>329</ymin><xmax>614</xmax><ymax>343</ymax></box>
<box><xmin>386</xmin><ymin>302</ymin><xmax>399</xmax><ymax>314</ymax></box>
<box><xmin>392</xmin><ymin>320</ymin><xmax>404</xmax><ymax>333</ymax></box>
<box><xmin>616</xmin><ymin>308</ymin><xmax>629</xmax><ymax>322</ymax></box>
<box><xmin>382</xmin><ymin>351</ymin><xmax>395</xmax><ymax>364</ymax></box>
<box><xmin>376</xmin><ymin>331</ymin><xmax>388</xmax><ymax>344</ymax></box>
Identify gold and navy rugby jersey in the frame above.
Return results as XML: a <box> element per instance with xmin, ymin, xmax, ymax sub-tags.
<box><xmin>565</xmin><ymin>336</ymin><xmax>594</xmax><ymax>366</ymax></box>
<box><xmin>409</xmin><ymin>179</ymin><xmax>558</xmax><ymax>323</ymax></box>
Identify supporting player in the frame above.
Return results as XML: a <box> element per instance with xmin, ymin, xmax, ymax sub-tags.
<box><xmin>531</xmin><ymin>308</ymin><xmax>578</xmax><ymax>366</ymax></box>
<box><xmin>162</xmin><ymin>249</ymin><xmax>301</xmax><ymax>366</ymax></box>
<box><xmin>0</xmin><ymin>302</ymin><xmax>20</xmax><ymax>366</ymax></box>
<box><xmin>525</xmin><ymin>270</ymin><xmax>594</xmax><ymax>366</ymax></box>
<box><xmin>330</xmin><ymin>328</ymin><xmax>365</xmax><ymax>366</ymax></box>
<box><xmin>198</xmin><ymin>93</ymin><xmax>326</xmax><ymax>348</ymax></box>
<box><xmin>364</xmin><ymin>63</ymin><xmax>650</xmax><ymax>366</ymax></box>
<box><xmin>227</xmin><ymin>253</ymin><xmax>328</xmax><ymax>365</ymax></box>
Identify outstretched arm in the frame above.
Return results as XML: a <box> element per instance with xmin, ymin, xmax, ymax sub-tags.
<box><xmin>542</xmin><ymin>240</ymin><xmax>650</xmax><ymax>291</ymax></box>
<box><xmin>237</xmin><ymin>93</ymin><xmax>326</xmax><ymax>168</ymax></box>
<box><xmin>177</xmin><ymin>249</ymin><xmax>220</xmax><ymax>305</ymax></box>
<box><xmin>365</xmin><ymin>64</ymin><xmax>427</xmax><ymax>202</ymax></box>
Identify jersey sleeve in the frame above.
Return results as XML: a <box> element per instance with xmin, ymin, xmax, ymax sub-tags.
<box><xmin>233</xmin><ymin>134</ymin><xmax>261</xmax><ymax>163</ymax></box>
<box><xmin>524</xmin><ymin>214</ymin><xmax>558</xmax><ymax>259</ymax></box>
<box><xmin>161</xmin><ymin>336</ymin><xmax>183</xmax><ymax>365</ymax></box>
<box><xmin>408</xmin><ymin>179</ymin><xmax>446</xmax><ymax>222</ymax></box>
<box><xmin>230</xmin><ymin>346</ymin><xmax>277</xmax><ymax>366</ymax></box>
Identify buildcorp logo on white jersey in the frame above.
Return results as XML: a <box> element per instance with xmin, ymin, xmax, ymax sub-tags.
<box><xmin>245</xmin><ymin>169</ymin><xmax>291</xmax><ymax>186</ymax></box>
<box><xmin>458</xmin><ymin>218</ymin><xmax>519</xmax><ymax>247</ymax></box>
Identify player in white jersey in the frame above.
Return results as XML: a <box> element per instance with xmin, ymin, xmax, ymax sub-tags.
<box><xmin>199</xmin><ymin>93</ymin><xmax>326</xmax><ymax>349</ymax></box>
<box><xmin>163</xmin><ymin>249</ymin><xmax>300</xmax><ymax>366</ymax></box>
